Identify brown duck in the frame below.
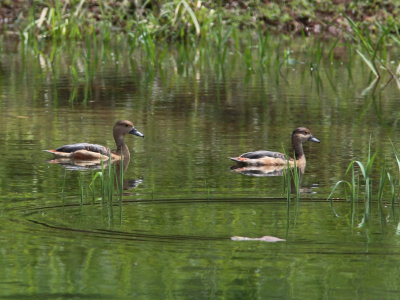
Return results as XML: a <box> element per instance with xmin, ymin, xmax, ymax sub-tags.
<box><xmin>230</xmin><ymin>127</ymin><xmax>320</xmax><ymax>166</ymax></box>
<box><xmin>44</xmin><ymin>120</ymin><xmax>144</xmax><ymax>161</ymax></box>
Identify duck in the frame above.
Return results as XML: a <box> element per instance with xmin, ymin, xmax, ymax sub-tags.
<box><xmin>230</xmin><ymin>127</ymin><xmax>320</xmax><ymax>166</ymax></box>
<box><xmin>44</xmin><ymin>120</ymin><xmax>144</xmax><ymax>161</ymax></box>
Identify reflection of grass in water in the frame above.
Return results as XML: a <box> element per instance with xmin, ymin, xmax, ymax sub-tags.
<box><xmin>328</xmin><ymin>140</ymin><xmax>400</xmax><ymax>226</ymax></box>
<box><xmin>17</xmin><ymin>35</ymin><xmax>350</xmax><ymax>104</ymax></box>
<box><xmin>15</xmin><ymin>1</ymin><xmax>400</xmax><ymax>90</ymax></box>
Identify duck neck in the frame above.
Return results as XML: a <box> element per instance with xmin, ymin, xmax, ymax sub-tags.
<box><xmin>292</xmin><ymin>135</ymin><xmax>304</xmax><ymax>161</ymax></box>
<box><xmin>114</xmin><ymin>135</ymin><xmax>130</xmax><ymax>160</ymax></box>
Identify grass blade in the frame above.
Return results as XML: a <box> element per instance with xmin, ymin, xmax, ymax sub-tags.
<box><xmin>356</xmin><ymin>49</ymin><xmax>379</xmax><ymax>77</ymax></box>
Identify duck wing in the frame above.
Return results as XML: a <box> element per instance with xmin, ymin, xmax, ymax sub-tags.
<box><xmin>239</xmin><ymin>150</ymin><xmax>286</xmax><ymax>160</ymax></box>
<box><xmin>55</xmin><ymin>143</ymin><xmax>110</xmax><ymax>155</ymax></box>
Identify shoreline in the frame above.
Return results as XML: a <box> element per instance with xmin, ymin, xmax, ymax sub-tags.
<box><xmin>0</xmin><ymin>1</ymin><xmax>398</xmax><ymax>40</ymax></box>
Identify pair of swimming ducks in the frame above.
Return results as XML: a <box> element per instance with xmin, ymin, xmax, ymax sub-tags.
<box><xmin>45</xmin><ymin>120</ymin><xmax>320</xmax><ymax>167</ymax></box>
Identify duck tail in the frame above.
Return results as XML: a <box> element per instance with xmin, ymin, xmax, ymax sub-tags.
<box><xmin>229</xmin><ymin>157</ymin><xmax>247</xmax><ymax>163</ymax></box>
<box><xmin>43</xmin><ymin>149</ymin><xmax>56</xmax><ymax>154</ymax></box>
<box><xmin>43</xmin><ymin>149</ymin><xmax>72</xmax><ymax>158</ymax></box>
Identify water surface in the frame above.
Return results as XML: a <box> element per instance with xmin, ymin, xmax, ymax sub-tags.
<box><xmin>1</xmin><ymin>38</ymin><xmax>400</xmax><ymax>299</ymax></box>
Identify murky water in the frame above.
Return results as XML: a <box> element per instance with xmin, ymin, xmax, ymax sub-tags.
<box><xmin>1</xmin><ymin>38</ymin><xmax>400</xmax><ymax>299</ymax></box>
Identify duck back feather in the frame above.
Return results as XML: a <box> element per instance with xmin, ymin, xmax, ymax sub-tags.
<box><xmin>239</xmin><ymin>150</ymin><xmax>286</xmax><ymax>160</ymax></box>
<box><xmin>55</xmin><ymin>143</ymin><xmax>110</xmax><ymax>155</ymax></box>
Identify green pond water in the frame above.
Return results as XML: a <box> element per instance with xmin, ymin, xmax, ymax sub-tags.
<box><xmin>1</xmin><ymin>38</ymin><xmax>400</xmax><ymax>299</ymax></box>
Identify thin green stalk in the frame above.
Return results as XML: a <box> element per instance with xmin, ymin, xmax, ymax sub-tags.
<box><xmin>107</xmin><ymin>157</ymin><xmax>114</xmax><ymax>205</ymax></box>
<box><xmin>283</xmin><ymin>163</ymin><xmax>291</xmax><ymax>238</ymax></box>
<box><xmin>387</xmin><ymin>172</ymin><xmax>396</xmax><ymax>207</ymax></box>
<box><xmin>79</xmin><ymin>172</ymin><xmax>85</xmax><ymax>205</ymax></box>
<box><xmin>89</xmin><ymin>170</ymin><xmax>103</xmax><ymax>204</ymax></box>
<box><xmin>377</xmin><ymin>166</ymin><xmax>387</xmax><ymax>204</ymax></box>
<box><xmin>61</xmin><ymin>169</ymin><xmax>67</xmax><ymax>204</ymax></box>
<box><xmin>118</xmin><ymin>158</ymin><xmax>124</xmax><ymax>203</ymax></box>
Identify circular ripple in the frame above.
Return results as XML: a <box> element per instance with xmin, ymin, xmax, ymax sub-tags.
<box><xmin>22</xmin><ymin>198</ymin><xmax>296</xmax><ymax>242</ymax></box>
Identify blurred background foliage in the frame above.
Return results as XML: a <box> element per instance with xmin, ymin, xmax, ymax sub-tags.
<box><xmin>0</xmin><ymin>0</ymin><xmax>399</xmax><ymax>42</ymax></box>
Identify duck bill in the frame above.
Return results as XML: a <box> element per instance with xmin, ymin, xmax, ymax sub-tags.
<box><xmin>308</xmin><ymin>136</ymin><xmax>320</xmax><ymax>143</ymax></box>
<box><xmin>129</xmin><ymin>128</ymin><xmax>144</xmax><ymax>138</ymax></box>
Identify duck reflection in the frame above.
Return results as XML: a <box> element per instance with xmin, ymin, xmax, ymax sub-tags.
<box><xmin>230</xmin><ymin>161</ymin><xmax>318</xmax><ymax>193</ymax></box>
<box><xmin>47</xmin><ymin>157</ymin><xmax>110</xmax><ymax>170</ymax></box>
<box><xmin>48</xmin><ymin>154</ymin><xmax>143</xmax><ymax>191</ymax></box>
<box><xmin>230</xmin><ymin>163</ymin><xmax>305</xmax><ymax>177</ymax></box>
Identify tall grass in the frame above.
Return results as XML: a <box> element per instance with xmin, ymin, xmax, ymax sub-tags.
<box><xmin>16</xmin><ymin>1</ymin><xmax>353</xmax><ymax>78</ymax></box>
<box><xmin>86</xmin><ymin>159</ymin><xmax>125</xmax><ymax>205</ymax></box>
<box><xmin>282</xmin><ymin>159</ymin><xmax>303</xmax><ymax>235</ymax></box>
<box><xmin>328</xmin><ymin>141</ymin><xmax>400</xmax><ymax>225</ymax></box>
<box><xmin>11</xmin><ymin>8</ymin><xmax>398</xmax><ymax>108</ymax></box>
<box><xmin>10</xmin><ymin>0</ymin><xmax>400</xmax><ymax>88</ymax></box>
<box><xmin>346</xmin><ymin>16</ymin><xmax>398</xmax><ymax>83</ymax></box>
<box><xmin>20</xmin><ymin>0</ymin><xmax>209</xmax><ymax>45</ymax></box>
<box><xmin>282</xmin><ymin>159</ymin><xmax>302</xmax><ymax>202</ymax></box>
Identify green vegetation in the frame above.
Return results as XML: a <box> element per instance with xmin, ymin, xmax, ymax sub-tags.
<box><xmin>283</xmin><ymin>160</ymin><xmax>302</xmax><ymax>202</ymax></box>
<box><xmin>283</xmin><ymin>162</ymin><xmax>302</xmax><ymax>235</ymax></box>
<box><xmin>1</xmin><ymin>1</ymin><xmax>398</xmax><ymax>42</ymax></box>
<box><xmin>2</xmin><ymin>1</ymin><xmax>400</xmax><ymax>204</ymax></box>
<box><xmin>0</xmin><ymin>1</ymin><xmax>395</xmax><ymax>90</ymax></box>
<box><xmin>346</xmin><ymin>16</ymin><xmax>400</xmax><ymax>81</ymax></box>
<box><xmin>328</xmin><ymin>141</ymin><xmax>400</xmax><ymax>226</ymax></box>
<box><xmin>72</xmin><ymin>160</ymin><xmax>126</xmax><ymax>205</ymax></box>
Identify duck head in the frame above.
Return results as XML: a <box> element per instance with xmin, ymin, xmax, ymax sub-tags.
<box><xmin>292</xmin><ymin>127</ymin><xmax>320</xmax><ymax>144</ymax></box>
<box><xmin>113</xmin><ymin>120</ymin><xmax>144</xmax><ymax>139</ymax></box>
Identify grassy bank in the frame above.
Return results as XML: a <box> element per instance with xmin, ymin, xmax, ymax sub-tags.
<box><xmin>0</xmin><ymin>1</ymin><xmax>398</xmax><ymax>97</ymax></box>
<box><xmin>1</xmin><ymin>0</ymin><xmax>399</xmax><ymax>43</ymax></box>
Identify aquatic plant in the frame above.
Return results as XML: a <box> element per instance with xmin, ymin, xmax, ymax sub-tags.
<box><xmin>328</xmin><ymin>141</ymin><xmax>375</xmax><ymax>218</ymax></box>
<box><xmin>87</xmin><ymin>159</ymin><xmax>125</xmax><ymax>205</ymax></box>
<box><xmin>88</xmin><ymin>168</ymin><xmax>103</xmax><ymax>204</ymax></box>
<box><xmin>7</xmin><ymin>0</ymin><xmax>400</xmax><ymax>43</ymax></box>
<box><xmin>328</xmin><ymin>141</ymin><xmax>400</xmax><ymax>225</ymax></box>
<box><xmin>282</xmin><ymin>158</ymin><xmax>302</xmax><ymax>202</ymax></box>
<box><xmin>345</xmin><ymin>16</ymin><xmax>399</xmax><ymax>83</ymax></box>
<box><xmin>6</xmin><ymin>10</ymin><xmax>398</xmax><ymax>111</ymax></box>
